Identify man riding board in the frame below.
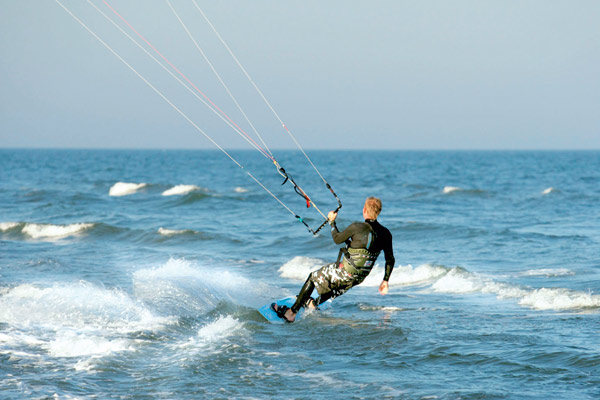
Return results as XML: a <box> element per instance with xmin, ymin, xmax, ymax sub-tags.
<box><xmin>273</xmin><ymin>196</ymin><xmax>395</xmax><ymax>322</ymax></box>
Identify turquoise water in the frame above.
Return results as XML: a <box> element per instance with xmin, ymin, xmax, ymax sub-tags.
<box><xmin>1</xmin><ymin>149</ymin><xmax>599</xmax><ymax>399</ymax></box>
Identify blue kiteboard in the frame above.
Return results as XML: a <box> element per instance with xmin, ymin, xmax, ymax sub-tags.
<box><xmin>258</xmin><ymin>296</ymin><xmax>331</xmax><ymax>324</ymax></box>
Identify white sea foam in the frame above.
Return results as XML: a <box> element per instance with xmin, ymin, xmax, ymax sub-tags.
<box><xmin>278</xmin><ymin>256</ymin><xmax>325</xmax><ymax>280</ymax></box>
<box><xmin>541</xmin><ymin>187</ymin><xmax>557</xmax><ymax>195</ymax></box>
<box><xmin>443</xmin><ymin>186</ymin><xmax>462</xmax><ymax>194</ymax></box>
<box><xmin>280</xmin><ymin>256</ymin><xmax>594</xmax><ymax>312</ymax></box>
<box><xmin>428</xmin><ymin>267</ymin><xmax>596</xmax><ymax>310</ymax></box>
<box><xmin>134</xmin><ymin>258</ymin><xmax>276</xmax><ymax>312</ymax></box>
<box><xmin>158</xmin><ymin>227</ymin><xmax>193</xmax><ymax>236</ymax></box>
<box><xmin>47</xmin><ymin>331</ymin><xmax>132</xmax><ymax>358</ymax></box>
<box><xmin>171</xmin><ymin>315</ymin><xmax>245</xmax><ymax>362</ymax></box>
<box><xmin>0</xmin><ymin>282</ymin><xmax>171</xmax><ymax>333</ymax></box>
<box><xmin>109</xmin><ymin>182</ymin><xmax>147</xmax><ymax>196</ymax></box>
<box><xmin>20</xmin><ymin>223</ymin><xmax>94</xmax><ymax>240</ymax></box>
<box><xmin>521</xmin><ymin>268</ymin><xmax>575</xmax><ymax>277</ymax></box>
<box><xmin>197</xmin><ymin>315</ymin><xmax>242</xmax><ymax>344</ymax></box>
<box><xmin>358</xmin><ymin>304</ymin><xmax>407</xmax><ymax>312</ymax></box>
<box><xmin>234</xmin><ymin>187</ymin><xmax>248</xmax><ymax>193</ymax></box>
<box><xmin>1</xmin><ymin>221</ymin><xmax>93</xmax><ymax>240</ymax></box>
<box><xmin>431</xmin><ymin>267</ymin><xmax>485</xmax><ymax>294</ymax></box>
<box><xmin>518</xmin><ymin>288</ymin><xmax>600</xmax><ymax>310</ymax></box>
<box><xmin>0</xmin><ymin>281</ymin><xmax>172</xmax><ymax>363</ymax></box>
<box><xmin>52</xmin><ymin>393</ymin><xmax>87</xmax><ymax>400</ymax></box>
<box><xmin>0</xmin><ymin>222</ymin><xmax>20</xmax><ymax>231</ymax></box>
<box><xmin>431</xmin><ymin>267</ymin><xmax>528</xmax><ymax>299</ymax></box>
<box><xmin>162</xmin><ymin>184</ymin><xmax>202</xmax><ymax>196</ymax></box>
<box><xmin>361</xmin><ymin>263</ymin><xmax>449</xmax><ymax>287</ymax></box>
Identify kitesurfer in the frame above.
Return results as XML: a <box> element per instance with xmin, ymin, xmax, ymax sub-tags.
<box><xmin>273</xmin><ymin>197</ymin><xmax>395</xmax><ymax>322</ymax></box>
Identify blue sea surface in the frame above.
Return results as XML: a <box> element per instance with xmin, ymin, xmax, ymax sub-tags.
<box><xmin>1</xmin><ymin>149</ymin><xmax>599</xmax><ymax>399</ymax></box>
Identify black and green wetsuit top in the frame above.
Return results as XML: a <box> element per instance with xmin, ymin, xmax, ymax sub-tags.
<box><xmin>330</xmin><ymin>219</ymin><xmax>395</xmax><ymax>281</ymax></box>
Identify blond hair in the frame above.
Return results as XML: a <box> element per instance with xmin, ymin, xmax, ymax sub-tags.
<box><xmin>364</xmin><ymin>197</ymin><xmax>382</xmax><ymax>219</ymax></box>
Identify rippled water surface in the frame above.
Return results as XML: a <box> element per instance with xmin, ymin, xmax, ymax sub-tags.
<box><xmin>1</xmin><ymin>149</ymin><xmax>599</xmax><ymax>399</ymax></box>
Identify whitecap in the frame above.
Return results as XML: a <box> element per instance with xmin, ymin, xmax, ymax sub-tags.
<box><xmin>0</xmin><ymin>281</ymin><xmax>173</xmax><ymax>363</ymax></box>
<box><xmin>361</xmin><ymin>263</ymin><xmax>449</xmax><ymax>287</ymax></box>
<box><xmin>541</xmin><ymin>187</ymin><xmax>557</xmax><ymax>195</ymax></box>
<box><xmin>161</xmin><ymin>184</ymin><xmax>202</xmax><ymax>196</ymax></box>
<box><xmin>521</xmin><ymin>268</ymin><xmax>574</xmax><ymax>277</ymax></box>
<box><xmin>278</xmin><ymin>256</ymin><xmax>325</xmax><ymax>280</ymax></box>
<box><xmin>0</xmin><ymin>222</ymin><xmax>21</xmax><ymax>232</ymax></box>
<box><xmin>21</xmin><ymin>223</ymin><xmax>94</xmax><ymax>240</ymax></box>
<box><xmin>109</xmin><ymin>182</ymin><xmax>147</xmax><ymax>196</ymax></box>
<box><xmin>431</xmin><ymin>267</ymin><xmax>528</xmax><ymax>299</ymax></box>
<box><xmin>197</xmin><ymin>315</ymin><xmax>242</xmax><ymax>344</ymax></box>
<box><xmin>431</xmin><ymin>267</ymin><xmax>485</xmax><ymax>294</ymax></box>
<box><xmin>442</xmin><ymin>186</ymin><xmax>462</xmax><ymax>194</ymax></box>
<box><xmin>169</xmin><ymin>315</ymin><xmax>246</xmax><ymax>363</ymax></box>
<box><xmin>358</xmin><ymin>304</ymin><xmax>407</xmax><ymax>312</ymax></box>
<box><xmin>157</xmin><ymin>227</ymin><xmax>193</xmax><ymax>236</ymax></box>
<box><xmin>47</xmin><ymin>331</ymin><xmax>132</xmax><ymax>358</ymax></box>
<box><xmin>519</xmin><ymin>288</ymin><xmax>600</xmax><ymax>311</ymax></box>
<box><xmin>481</xmin><ymin>280</ymin><xmax>530</xmax><ymax>299</ymax></box>
<box><xmin>0</xmin><ymin>282</ymin><xmax>172</xmax><ymax>333</ymax></box>
<box><xmin>134</xmin><ymin>258</ymin><xmax>276</xmax><ymax>312</ymax></box>
<box><xmin>234</xmin><ymin>187</ymin><xmax>248</xmax><ymax>193</ymax></box>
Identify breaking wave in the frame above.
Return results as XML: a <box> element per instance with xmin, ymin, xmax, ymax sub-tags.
<box><xmin>109</xmin><ymin>182</ymin><xmax>147</xmax><ymax>196</ymax></box>
<box><xmin>442</xmin><ymin>186</ymin><xmax>488</xmax><ymax>196</ymax></box>
<box><xmin>521</xmin><ymin>268</ymin><xmax>575</xmax><ymax>277</ymax></box>
<box><xmin>172</xmin><ymin>315</ymin><xmax>246</xmax><ymax>358</ymax></box>
<box><xmin>0</xmin><ymin>281</ymin><xmax>174</xmax><ymax>362</ymax></box>
<box><xmin>157</xmin><ymin>227</ymin><xmax>196</xmax><ymax>236</ymax></box>
<box><xmin>443</xmin><ymin>186</ymin><xmax>462</xmax><ymax>194</ymax></box>
<box><xmin>519</xmin><ymin>288</ymin><xmax>600</xmax><ymax>310</ymax></box>
<box><xmin>133</xmin><ymin>258</ymin><xmax>278</xmax><ymax>315</ymax></box>
<box><xmin>278</xmin><ymin>257</ymin><xmax>599</xmax><ymax>312</ymax></box>
<box><xmin>278</xmin><ymin>256</ymin><xmax>326</xmax><ymax>280</ymax></box>
<box><xmin>0</xmin><ymin>222</ymin><xmax>20</xmax><ymax>232</ymax></box>
<box><xmin>0</xmin><ymin>222</ymin><xmax>94</xmax><ymax>240</ymax></box>
<box><xmin>162</xmin><ymin>185</ymin><xmax>204</xmax><ymax>196</ymax></box>
<box><xmin>541</xmin><ymin>187</ymin><xmax>559</xmax><ymax>195</ymax></box>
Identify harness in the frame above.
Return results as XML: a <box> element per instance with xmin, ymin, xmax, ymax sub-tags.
<box><xmin>335</xmin><ymin>223</ymin><xmax>380</xmax><ymax>278</ymax></box>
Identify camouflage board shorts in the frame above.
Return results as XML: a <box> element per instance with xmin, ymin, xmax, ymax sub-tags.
<box><xmin>311</xmin><ymin>262</ymin><xmax>365</xmax><ymax>301</ymax></box>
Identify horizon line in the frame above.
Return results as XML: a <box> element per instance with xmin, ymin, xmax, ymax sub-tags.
<box><xmin>1</xmin><ymin>147</ymin><xmax>599</xmax><ymax>152</ymax></box>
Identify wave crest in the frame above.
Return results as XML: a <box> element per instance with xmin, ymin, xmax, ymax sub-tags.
<box><xmin>0</xmin><ymin>281</ymin><xmax>173</xmax><ymax>360</ymax></box>
<box><xmin>134</xmin><ymin>258</ymin><xmax>276</xmax><ymax>313</ymax></box>
<box><xmin>278</xmin><ymin>256</ymin><xmax>326</xmax><ymax>280</ymax></box>
<box><xmin>1</xmin><ymin>222</ymin><xmax>94</xmax><ymax>240</ymax></box>
<box><xmin>443</xmin><ymin>186</ymin><xmax>462</xmax><ymax>194</ymax></box>
<box><xmin>522</xmin><ymin>268</ymin><xmax>575</xmax><ymax>277</ymax></box>
<box><xmin>158</xmin><ymin>227</ymin><xmax>195</xmax><ymax>236</ymax></box>
<box><xmin>519</xmin><ymin>288</ymin><xmax>600</xmax><ymax>310</ymax></box>
<box><xmin>22</xmin><ymin>222</ymin><xmax>94</xmax><ymax>240</ymax></box>
<box><xmin>278</xmin><ymin>256</ymin><xmax>596</xmax><ymax>312</ymax></box>
<box><xmin>162</xmin><ymin>184</ymin><xmax>203</xmax><ymax>196</ymax></box>
<box><xmin>541</xmin><ymin>187</ymin><xmax>559</xmax><ymax>195</ymax></box>
<box><xmin>0</xmin><ymin>222</ymin><xmax>20</xmax><ymax>232</ymax></box>
<box><xmin>109</xmin><ymin>182</ymin><xmax>147</xmax><ymax>196</ymax></box>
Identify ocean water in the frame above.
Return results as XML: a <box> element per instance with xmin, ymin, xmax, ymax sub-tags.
<box><xmin>1</xmin><ymin>149</ymin><xmax>599</xmax><ymax>399</ymax></box>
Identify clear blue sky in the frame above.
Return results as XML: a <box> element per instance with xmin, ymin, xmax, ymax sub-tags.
<box><xmin>1</xmin><ymin>1</ymin><xmax>599</xmax><ymax>150</ymax></box>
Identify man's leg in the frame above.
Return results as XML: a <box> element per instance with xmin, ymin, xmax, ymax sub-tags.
<box><xmin>290</xmin><ymin>263</ymin><xmax>357</xmax><ymax>312</ymax></box>
<box><xmin>281</xmin><ymin>263</ymin><xmax>361</xmax><ymax>322</ymax></box>
<box><xmin>291</xmin><ymin>274</ymin><xmax>316</xmax><ymax>313</ymax></box>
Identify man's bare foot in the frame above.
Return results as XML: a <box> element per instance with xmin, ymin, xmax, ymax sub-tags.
<box><xmin>305</xmin><ymin>298</ymin><xmax>317</xmax><ymax>310</ymax></box>
<box><xmin>271</xmin><ymin>303</ymin><xmax>296</xmax><ymax>323</ymax></box>
<box><xmin>284</xmin><ymin>308</ymin><xmax>296</xmax><ymax>322</ymax></box>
